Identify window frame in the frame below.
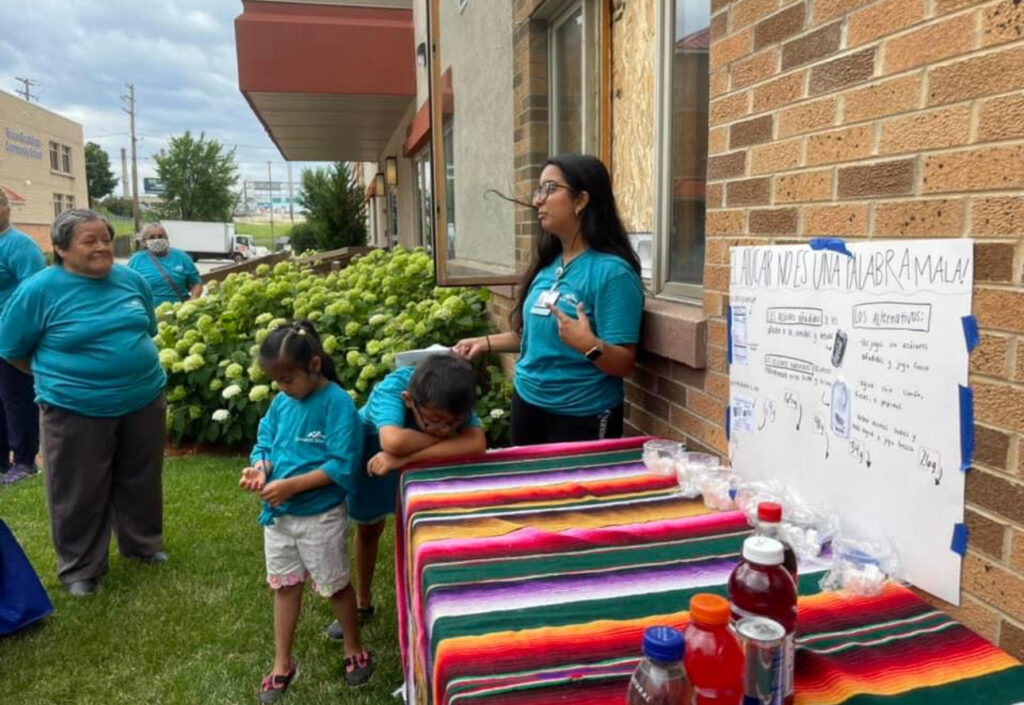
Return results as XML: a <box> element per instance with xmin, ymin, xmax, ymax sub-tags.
<box><xmin>652</xmin><ymin>0</ymin><xmax>706</xmax><ymax>304</ymax></box>
<box><xmin>52</xmin><ymin>193</ymin><xmax>64</xmax><ymax>219</ymax></box>
<box><xmin>61</xmin><ymin>144</ymin><xmax>73</xmax><ymax>175</ymax></box>
<box><xmin>545</xmin><ymin>0</ymin><xmax>601</xmax><ymax>157</ymax></box>
<box><xmin>412</xmin><ymin>148</ymin><xmax>434</xmax><ymax>253</ymax></box>
<box><xmin>65</xmin><ymin>194</ymin><xmax>75</xmax><ymax>210</ymax></box>
<box><xmin>49</xmin><ymin>141</ymin><xmax>60</xmax><ymax>173</ymax></box>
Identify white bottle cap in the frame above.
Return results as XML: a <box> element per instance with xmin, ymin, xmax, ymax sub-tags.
<box><xmin>743</xmin><ymin>536</ymin><xmax>784</xmax><ymax>565</ymax></box>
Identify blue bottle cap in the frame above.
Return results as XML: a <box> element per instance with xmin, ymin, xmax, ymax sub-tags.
<box><xmin>642</xmin><ymin>625</ymin><xmax>685</xmax><ymax>662</ymax></box>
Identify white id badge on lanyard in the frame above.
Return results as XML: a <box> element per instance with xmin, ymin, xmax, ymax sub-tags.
<box><xmin>530</xmin><ymin>289</ymin><xmax>560</xmax><ymax>316</ymax></box>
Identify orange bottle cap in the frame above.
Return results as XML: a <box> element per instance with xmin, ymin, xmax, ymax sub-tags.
<box><xmin>689</xmin><ymin>593</ymin><xmax>731</xmax><ymax>626</ymax></box>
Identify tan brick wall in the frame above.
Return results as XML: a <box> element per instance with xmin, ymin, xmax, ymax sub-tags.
<box><xmin>704</xmin><ymin>0</ymin><xmax>1024</xmax><ymax>659</ymax></box>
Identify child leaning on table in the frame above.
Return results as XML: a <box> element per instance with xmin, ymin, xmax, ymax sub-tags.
<box><xmin>325</xmin><ymin>353</ymin><xmax>486</xmax><ymax>640</ymax></box>
<box><xmin>239</xmin><ymin>320</ymin><xmax>373</xmax><ymax>703</ymax></box>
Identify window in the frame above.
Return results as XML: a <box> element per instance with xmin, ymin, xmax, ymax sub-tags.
<box><xmin>413</xmin><ymin>150</ymin><xmax>434</xmax><ymax>252</ymax></box>
<box><xmin>549</xmin><ymin>1</ymin><xmax>600</xmax><ymax>156</ymax></box>
<box><xmin>653</xmin><ymin>0</ymin><xmax>710</xmax><ymax>301</ymax></box>
<box><xmin>49</xmin><ymin>142</ymin><xmax>60</xmax><ymax>172</ymax></box>
<box><xmin>65</xmin><ymin>194</ymin><xmax>75</xmax><ymax>210</ymax></box>
<box><xmin>53</xmin><ymin>194</ymin><xmax>64</xmax><ymax>219</ymax></box>
<box><xmin>61</xmin><ymin>145</ymin><xmax>72</xmax><ymax>175</ymax></box>
<box><xmin>49</xmin><ymin>141</ymin><xmax>73</xmax><ymax>175</ymax></box>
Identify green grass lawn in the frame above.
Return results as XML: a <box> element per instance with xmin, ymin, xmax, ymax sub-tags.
<box><xmin>0</xmin><ymin>455</ymin><xmax>402</xmax><ymax>705</ymax></box>
<box><xmin>234</xmin><ymin>222</ymin><xmax>296</xmax><ymax>249</ymax></box>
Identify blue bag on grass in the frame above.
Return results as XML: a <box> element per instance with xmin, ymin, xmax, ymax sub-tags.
<box><xmin>0</xmin><ymin>518</ymin><xmax>53</xmax><ymax>635</ymax></box>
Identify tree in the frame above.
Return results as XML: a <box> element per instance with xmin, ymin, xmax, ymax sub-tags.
<box><xmin>98</xmin><ymin>196</ymin><xmax>134</xmax><ymax>218</ymax></box>
<box><xmin>297</xmin><ymin>162</ymin><xmax>367</xmax><ymax>250</ymax></box>
<box><xmin>153</xmin><ymin>131</ymin><xmax>239</xmax><ymax>221</ymax></box>
<box><xmin>85</xmin><ymin>142</ymin><xmax>117</xmax><ymax>206</ymax></box>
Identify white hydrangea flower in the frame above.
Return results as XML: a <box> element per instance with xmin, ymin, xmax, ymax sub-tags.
<box><xmin>212</xmin><ymin>409</ymin><xmax>231</xmax><ymax>422</ymax></box>
<box><xmin>222</xmin><ymin>384</ymin><xmax>242</xmax><ymax>399</ymax></box>
<box><xmin>249</xmin><ymin>385</ymin><xmax>271</xmax><ymax>402</ymax></box>
<box><xmin>489</xmin><ymin>408</ymin><xmax>505</xmax><ymax>419</ymax></box>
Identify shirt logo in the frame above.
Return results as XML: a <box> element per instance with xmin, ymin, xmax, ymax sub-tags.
<box><xmin>125</xmin><ymin>298</ymin><xmax>145</xmax><ymax>311</ymax></box>
<box><xmin>298</xmin><ymin>430</ymin><xmax>326</xmax><ymax>444</ymax></box>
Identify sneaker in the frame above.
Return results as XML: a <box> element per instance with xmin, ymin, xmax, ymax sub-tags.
<box><xmin>66</xmin><ymin>579</ymin><xmax>98</xmax><ymax>597</ymax></box>
<box><xmin>0</xmin><ymin>464</ymin><xmax>37</xmax><ymax>486</ymax></box>
<box><xmin>343</xmin><ymin>650</ymin><xmax>374</xmax><ymax>687</ymax></box>
<box><xmin>326</xmin><ymin>620</ymin><xmax>344</xmax><ymax>641</ymax></box>
<box><xmin>140</xmin><ymin>550</ymin><xmax>169</xmax><ymax>565</ymax></box>
<box><xmin>259</xmin><ymin>663</ymin><xmax>298</xmax><ymax>704</ymax></box>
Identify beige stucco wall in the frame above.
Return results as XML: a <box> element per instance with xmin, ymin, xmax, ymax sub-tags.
<box><xmin>0</xmin><ymin>91</ymin><xmax>88</xmax><ymax>247</ymax></box>
<box><xmin>611</xmin><ymin>0</ymin><xmax>655</xmax><ymax>234</ymax></box>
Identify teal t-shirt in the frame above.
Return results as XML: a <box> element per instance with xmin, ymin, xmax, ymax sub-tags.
<box><xmin>127</xmin><ymin>248</ymin><xmax>201</xmax><ymax>305</ymax></box>
<box><xmin>0</xmin><ymin>264</ymin><xmax>166</xmax><ymax>417</ymax></box>
<box><xmin>515</xmin><ymin>250</ymin><xmax>644</xmax><ymax>416</ymax></box>
<box><xmin>0</xmin><ymin>226</ymin><xmax>45</xmax><ymax>315</ymax></box>
<box><xmin>250</xmin><ymin>383</ymin><xmax>362</xmax><ymax>526</ymax></box>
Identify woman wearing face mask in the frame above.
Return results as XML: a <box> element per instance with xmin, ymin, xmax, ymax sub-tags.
<box><xmin>454</xmin><ymin>154</ymin><xmax>644</xmax><ymax>446</ymax></box>
<box><xmin>127</xmin><ymin>223</ymin><xmax>203</xmax><ymax>306</ymax></box>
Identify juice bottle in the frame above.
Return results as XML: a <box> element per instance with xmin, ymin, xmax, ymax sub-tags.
<box><xmin>728</xmin><ymin>536</ymin><xmax>798</xmax><ymax>705</ymax></box>
<box><xmin>627</xmin><ymin>626</ymin><xmax>691</xmax><ymax>705</ymax></box>
<box><xmin>754</xmin><ymin>502</ymin><xmax>798</xmax><ymax>583</ymax></box>
<box><xmin>683</xmin><ymin>594</ymin><xmax>743</xmax><ymax>705</ymax></box>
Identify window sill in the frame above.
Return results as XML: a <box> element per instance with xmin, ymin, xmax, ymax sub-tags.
<box><xmin>50</xmin><ymin>170</ymin><xmax>73</xmax><ymax>178</ymax></box>
<box><xmin>641</xmin><ymin>298</ymin><xmax>707</xmax><ymax>369</ymax></box>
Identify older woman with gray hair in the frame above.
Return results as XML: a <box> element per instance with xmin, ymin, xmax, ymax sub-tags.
<box><xmin>0</xmin><ymin>208</ymin><xmax>168</xmax><ymax>597</ymax></box>
<box><xmin>128</xmin><ymin>222</ymin><xmax>203</xmax><ymax>306</ymax></box>
<box><xmin>0</xmin><ymin>189</ymin><xmax>45</xmax><ymax>486</ymax></box>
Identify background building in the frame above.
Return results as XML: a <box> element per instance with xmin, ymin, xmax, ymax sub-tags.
<box><xmin>0</xmin><ymin>91</ymin><xmax>88</xmax><ymax>250</ymax></box>
<box><xmin>238</xmin><ymin>0</ymin><xmax>1024</xmax><ymax>659</ymax></box>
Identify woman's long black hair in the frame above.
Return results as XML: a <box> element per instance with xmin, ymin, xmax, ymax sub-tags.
<box><xmin>510</xmin><ymin>154</ymin><xmax>640</xmax><ymax>332</ymax></box>
<box><xmin>259</xmin><ymin>320</ymin><xmax>340</xmax><ymax>385</ymax></box>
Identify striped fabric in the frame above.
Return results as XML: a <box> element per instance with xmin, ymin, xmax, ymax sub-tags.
<box><xmin>396</xmin><ymin>437</ymin><xmax>1024</xmax><ymax>705</ymax></box>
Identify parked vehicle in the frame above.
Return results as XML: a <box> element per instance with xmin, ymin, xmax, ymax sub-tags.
<box><xmin>161</xmin><ymin>221</ymin><xmax>252</xmax><ymax>263</ymax></box>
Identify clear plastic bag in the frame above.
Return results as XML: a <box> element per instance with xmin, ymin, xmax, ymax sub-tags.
<box><xmin>642</xmin><ymin>440</ymin><xmax>685</xmax><ymax>477</ymax></box>
<box><xmin>698</xmin><ymin>467</ymin><xmax>741</xmax><ymax>510</ymax></box>
<box><xmin>819</xmin><ymin>535</ymin><xmax>900</xmax><ymax>596</ymax></box>
<box><xmin>734</xmin><ymin>480</ymin><xmax>793</xmax><ymax>526</ymax></box>
<box><xmin>675</xmin><ymin>452</ymin><xmax>720</xmax><ymax>498</ymax></box>
<box><xmin>778</xmin><ymin>504</ymin><xmax>841</xmax><ymax>561</ymax></box>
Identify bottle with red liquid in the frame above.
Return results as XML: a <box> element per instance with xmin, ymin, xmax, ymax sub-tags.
<box><xmin>728</xmin><ymin>536</ymin><xmax>798</xmax><ymax>705</ymax></box>
<box><xmin>683</xmin><ymin>594</ymin><xmax>743</xmax><ymax>705</ymax></box>
<box><xmin>754</xmin><ymin>501</ymin><xmax>798</xmax><ymax>583</ymax></box>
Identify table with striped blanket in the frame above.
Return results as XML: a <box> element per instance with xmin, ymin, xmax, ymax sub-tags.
<box><xmin>396</xmin><ymin>437</ymin><xmax>1024</xmax><ymax>705</ymax></box>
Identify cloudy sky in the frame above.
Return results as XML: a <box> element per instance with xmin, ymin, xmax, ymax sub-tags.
<box><xmin>0</xmin><ymin>0</ymin><xmax>317</xmax><ymax>193</ymax></box>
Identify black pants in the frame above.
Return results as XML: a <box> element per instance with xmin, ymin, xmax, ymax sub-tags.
<box><xmin>0</xmin><ymin>358</ymin><xmax>39</xmax><ymax>469</ymax></box>
<box><xmin>510</xmin><ymin>390</ymin><xmax>624</xmax><ymax>446</ymax></box>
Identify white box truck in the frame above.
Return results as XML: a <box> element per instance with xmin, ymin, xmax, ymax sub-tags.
<box><xmin>161</xmin><ymin>221</ymin><xmax>253</xmax><ymax>263</ymax></box>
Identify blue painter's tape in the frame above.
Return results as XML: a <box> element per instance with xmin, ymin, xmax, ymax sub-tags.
<box><xmin>725</xmin><ymin>405</ymin><xmax>731</xmax><ymax>441</ymax></box>
<box><xmin>962</xmin><ymin>315</ymin><xmax>980</xmax><ymax>354</ymax></box>
<box><xmin>809</xmin><ymin>237</ymin><xmax>854</xmax><ymax>258</ymax></box>
<box><xmin>727</xmin><ymin>305</ymin><xmax>733</xmax><ymax>366</ymax></box>
<box><xmin>959</xmin><ymin>385</ymin><xmax>974</xmax><ymax>472</ymax></box>
<box><xmin>951</xmin><ymin>523</ymin><xmax>969</xmax><ymax>556</ymax></box>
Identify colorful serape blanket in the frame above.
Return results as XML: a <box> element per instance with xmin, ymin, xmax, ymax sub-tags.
<box><xmin>396</xmin><ymin>437</ymin><xmax>1024</xmax><ymax>705</ymax></box>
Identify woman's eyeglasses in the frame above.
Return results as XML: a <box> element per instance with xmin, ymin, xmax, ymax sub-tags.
<box><xmin>533</xmin><ymin>181</ymin><xmax>574</xmax><ymax>203</ymax></box>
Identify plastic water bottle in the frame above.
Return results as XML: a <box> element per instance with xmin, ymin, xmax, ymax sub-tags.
<box><xmin>627</xmin><ymin>626</ymin><xmax>691</xmax><ymax>704</ymax></box>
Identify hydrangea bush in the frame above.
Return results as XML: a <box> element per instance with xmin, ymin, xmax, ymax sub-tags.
<box><xmin>156</xmin><ymin>247</ymin><xmax>511</xmax><ymax>447</ymax></box>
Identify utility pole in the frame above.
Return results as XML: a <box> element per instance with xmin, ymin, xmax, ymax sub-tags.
<box><xmin>121</xmin><ymin>148</ymin><xmax>130</xmax><ymax>197</ymax></box>
<box><xmin>267</xmin><ymin>161</ymin><xmax>274</xmax><ymax>241</ymax></box>
<box><xmin>121</xmin><ymin>83</ymin><xmax>141</xmax><ymax>235</ymax></box>
<box><xmin>14</xmin><ymin>77</ymin><xmax>37</xmax><ymax>102</ymax></box>
<box><xmin>287</xmin><ymin>162</ymin><xmax>295</xmax><ymax>225</ymax></box>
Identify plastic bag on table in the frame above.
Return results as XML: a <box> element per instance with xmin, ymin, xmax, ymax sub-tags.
<box><xmin>642</xmin><ymin>439</ymin><xmax>686</xmax><ymax>477</ymax></box>
<box><xmin>675</xmin><ymin>452</ymin><xmax>720</xmax><ymax>498</ymax></box>
<box><xmin>697</xmin><ymin>467</ymin><xmax>742</xmax><ymax>511</ymax></box>
<box><xmin>819</xmin><ymin>535</ymin><xmax>900</xmax><ymax>596</ymax></box>
<box><xmin>734</xmin><ymin>480</ymin><xmax>793</xmax><ymax>526</ymax></box>
<box><xmin>778</xmin><ymin>503</ymin><xmax>841</xmax><ymax>561</ymax></box>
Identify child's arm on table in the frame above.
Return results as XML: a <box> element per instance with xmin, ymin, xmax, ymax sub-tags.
<box><xmin>378</xmin><ymin>425</ymin><xmax>442</xmax><ymax>456</ymax></box>
<box><xmin>367</xmin><ymin>426</ymin><xmax>486</xmax><ymax>476</ymax></box>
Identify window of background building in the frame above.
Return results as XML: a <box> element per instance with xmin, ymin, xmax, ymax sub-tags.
<box><xmin>653</xmin><ymin>0</ymin><xmax>710</xmax><ymax>301</ymax></box>
<box><xmin>53</xmin><ymin>194</ymin><xmax>64</xmax><ymax>219</ymax></box>
<box><xmin>549</xmin><ymin>1</ymin><xmax>599</xmax><ymax>156</ymax></box>
<box><xmin>66</xmin><ymin>194</ymin><xmax>75</xmax><ymax>210</ymax></box>
<box><xmin>61</xmin><ymin>145</ymin><xmax>72</xmax><ymax>175</ymax></box>
<box><xmin>413</xmin><ymin>150</ymin><xmax>433</xmax><ymax>252</ymax></box>
<box><xmin>49</xmin><ymin>142</ymin><xmax>60</xmax><ymax>172</ymax></box>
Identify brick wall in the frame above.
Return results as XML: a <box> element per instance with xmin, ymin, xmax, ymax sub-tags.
<box><xmin>705</xmin><ymin>0</ymin><xmax>1024</xmax><ymax>658</ymax></box>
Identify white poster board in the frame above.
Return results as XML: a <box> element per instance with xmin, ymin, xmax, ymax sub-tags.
<box><xmin>728</xmin><ymin>239</ymin><xmax>974</xmax><ymax>604</ymax></box>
